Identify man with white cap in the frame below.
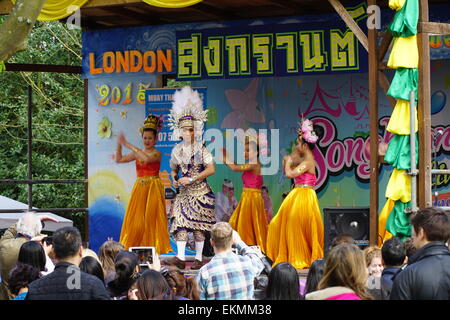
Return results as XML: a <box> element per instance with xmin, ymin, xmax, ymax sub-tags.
<box><xmin>215</xmin><ymin>179</ymin><xmax>238</xmax><ymax>222</ymax></box>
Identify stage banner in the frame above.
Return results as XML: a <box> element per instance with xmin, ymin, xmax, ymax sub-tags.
<box><xmin>175</xmin><ymin>20</ymin><xmax>368</xmax><ymax>80</ymax></box>
<box><xmin>82</xmin><ymin>2</ymin><xmax>450</xmax><ymax>80</ymax></box>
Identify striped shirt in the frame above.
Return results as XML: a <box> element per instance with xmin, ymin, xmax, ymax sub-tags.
<box><xmin>196</xmin><ymin>241</ymin><xmax>264</xmax><ymax>300</ymax></box>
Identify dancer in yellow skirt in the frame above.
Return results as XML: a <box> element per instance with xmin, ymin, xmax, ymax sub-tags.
<box><xmin>266</xmin><ymin>118</ymin><xmax>324</xmax><ymax>269</ymax></box>
<box><xmin>222</xmin><ymin>133</ymin><xmax>268</xmax><ymax>252</ymax></box>
<box><xmin>116</xmin><ymin>114</ymin><xmax>172</xmax><ymax>254</ymax></box>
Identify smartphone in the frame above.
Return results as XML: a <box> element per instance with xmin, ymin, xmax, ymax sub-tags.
<box><xmin>129</xmin><ymin>247</ymin><xmax>156</xmax><ymax>266</ymax></box>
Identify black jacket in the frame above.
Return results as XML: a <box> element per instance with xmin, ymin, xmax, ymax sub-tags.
<box><xmin>26</xmin><ymin>262</ymin><xmax>110</xmax><ymax>300</ymax></box>
<box><xmin>380</xmin><ymin>267</ymin><xmax>402</xmax><ymax>300</ymax></box>
<box><xmin>390</xmin><ymin>242</ymin><xmax>450</xmax><ymax>300</ymax></box>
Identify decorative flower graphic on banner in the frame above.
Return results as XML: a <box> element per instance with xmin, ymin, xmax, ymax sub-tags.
<box><xmin>98</xmin><ymin>117</ymin><xmax>112</xmax><ymax>138</ymax></box>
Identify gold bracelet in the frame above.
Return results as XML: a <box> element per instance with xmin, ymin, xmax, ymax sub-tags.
<box><xmin>131</xmin><ymin>147</ymin><xmax>139</xmax><ymax>153</ymax></box>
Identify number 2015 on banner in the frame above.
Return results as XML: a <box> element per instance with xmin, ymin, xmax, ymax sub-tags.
<box><xmin>96</xmin><ymin>83</ymin><xmax>151</xmax><ymax>106</ymax></box>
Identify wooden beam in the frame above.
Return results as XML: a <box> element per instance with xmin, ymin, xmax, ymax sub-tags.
<box><xmin>378</xmin><ymin>71</ymin><xmax>397</xmax><ymax>108</ymax></box>
<box><xmin>98</xmin><ymin>6</ymin><xmax>162</xmax><ymax>24</ymax></box>
<box><xmin>418</xmin><ymin>21</ymin><xmax>450</xmax><ymax>35</ymax></box>
<box><xmin>377</xmin><ymin>30</ymin><xmax>393</xmax><ymax>62</ymax></box>
<box><xmin>4</xmin><ymin>63</ymin><xmax>81</xmax><ymax>74</ymax></box>
<box><xmin>418</xmin><ymin>0</ymin><xmax>432</xmax><ymax>209</ymax></box>
<box><xmin>190</xmin><ymin>3</ymin><xmax>238</xmax><ymax>20</ymax></box>
<box><xmin>368</xmin><ymin>0</ymin><xmax>379</xmax><ymax>247</ymax></box>
<box><xmin>328</xmin><ymin>0</ymin><xmax>368</xmax><ymax>52</ymax></box>
<box><xmin>265</xmin><ymin>0</ymin><xmax>314</xmax><ymax>14</ymax></box>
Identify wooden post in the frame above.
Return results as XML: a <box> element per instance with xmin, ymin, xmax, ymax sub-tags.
<box><xmin>418</xmin><ymin>0</ymin><xmax>432</xmax><ymax>209</ymax></box>
<box><xmin>84</xmin><ymin>79</ymin><xmax>89</xmax><ymax>243</ymax></box>
<box><xmin>368</xmin><ymin>0</ymin><xmax>379</xmax><ymax>246</ymax></box>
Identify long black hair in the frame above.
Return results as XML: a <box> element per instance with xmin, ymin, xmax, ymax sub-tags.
<box><xmin>80</xmin><ymin>256</ymin><xmax>105</xmax><ymax>283</ymax></box>
<box><xmin>265</xmin><ymin>262</ymin><xmax>300</xmax><ymax>300</ymax></box>
<box><xmin>18</xmin><ymin>241</ymin><xmax>46</xmax><ymax>272</ymax></box>
<box><xmin>107</xmin><ymin>251</ymin><xmax>139</xmax><ymax>297</ymax></box>
<box><xmin>304</xmin><ymin>258</ymin><xmax>325</xmax><ymax>295</ymax></box>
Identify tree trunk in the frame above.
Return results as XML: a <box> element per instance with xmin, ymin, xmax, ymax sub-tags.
<box><xmin>0</xmin><ymin>0</ymin><xmax>46</xmax><ymax>62</ymax></box>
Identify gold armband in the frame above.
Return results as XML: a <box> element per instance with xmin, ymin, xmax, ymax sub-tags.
<box><xmin>296</xmin><ymin>164</ymin><xmax>306</xmax><ymax>173</ymax></box>
<box><xmin>131</xmin><ymin>147</ymin><xmax>139</xmax><ymax>153</ymax></box>
<box><xmin>239</xmin><ymin>164</ymin><xmax>250</xmax><ymax>171</ymax></box>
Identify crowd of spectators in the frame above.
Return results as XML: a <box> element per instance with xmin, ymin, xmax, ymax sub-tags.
<box><xmin>0</xmin><ymin>207</ymin><xmax>448</xmax><ymax>300</ymax></box>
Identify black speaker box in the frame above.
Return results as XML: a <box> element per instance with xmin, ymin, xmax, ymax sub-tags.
<box><xmin>323</xmin><ymin>207</ymin><xmax>370</xmax><ymax>254</ymax></box>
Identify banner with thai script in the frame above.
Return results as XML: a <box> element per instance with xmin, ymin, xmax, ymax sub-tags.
<box><xmin>82</xmin><ymin>2</ymin><xmax>450</xmax><ymax>80</ymax></box>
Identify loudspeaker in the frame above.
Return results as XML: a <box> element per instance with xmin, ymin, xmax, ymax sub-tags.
<box><xmin>323</xmin><ymin>207</ymin><xmax>370</xmax><ymax>254</ymax></box>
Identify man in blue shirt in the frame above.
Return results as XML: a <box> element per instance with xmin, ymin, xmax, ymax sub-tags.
<box><xmin>196</xmin><ymin>222</ymin><xmax>264</xmax><ymax>300</ymax></box>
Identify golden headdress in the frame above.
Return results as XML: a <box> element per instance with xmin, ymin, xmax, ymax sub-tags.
<box><xmin>139</xmin><ymin>114</ymin><xmax>164</xmax><ymax>134</ymax></box>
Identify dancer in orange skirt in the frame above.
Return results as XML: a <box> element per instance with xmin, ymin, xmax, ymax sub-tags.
<box><xmin>222</xmin><ymin>133</ymin><xmax>268</xmax><ymax>253</ymax></box>
<box><xmin>116</xmin><ymin>114</ymin><xmax>172</xmax><ymax>254</ymax></box>
<box><xmin>266</xmin><ymin>118</ymin><xmax>324</xmax><ymax>269</ymax></box>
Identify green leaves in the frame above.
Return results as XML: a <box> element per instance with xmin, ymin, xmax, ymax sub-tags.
<box><xmin>0</xmin><ymin>20</ymin><xmax>85</xmax><ymax>237</ymax></box>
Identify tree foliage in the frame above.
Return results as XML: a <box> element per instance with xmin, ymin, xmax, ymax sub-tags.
<box><xmin>0</xmin><ymin>18</ymin><xmax>86</xmax><ymax>238</ymax></box>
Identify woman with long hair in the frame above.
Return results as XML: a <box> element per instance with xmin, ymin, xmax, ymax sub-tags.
<box><xmin>264</xmin><ymin>262</ymin><xmax>301</xmax><ymax>300</ymax></box>
<box><xmin>98</xmin><ymin>240</ymin><xmax>124</xmax><ymax>284</ymax></box>
<box><xmin>266</xmin><ymin>118</ymin><xmax>324</xmax><ymax>269</ymax></box>
<box><xmin>116</xmin><ymin>114</ymin><xmax>171</xmax><ymax>255</ymax></box>
<box><xmin>305</xmin><ymin>243</ymin><xmax>372</xmax><ymax>300</ymax></box>
<box><xmin>107</xmin><ymin>251</ymin><xmax>140</xmax><ymax>299</ymax></box>
<box><xmin>303</xmin><ymin>258</ymin><xmax>325</xmax><ymax>296</ymax></box>
<box><xmin>222</xmin><ymin>133</ymin><xmax>268</xmax><ymax>252</ymax></box>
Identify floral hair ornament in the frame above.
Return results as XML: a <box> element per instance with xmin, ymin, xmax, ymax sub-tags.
<box><xmin>297</xmin><ymin>116</ymin><xmax>318</xmax><ymax>144</ymax></box>
<box><xmin>167</xmin><ymin>86</ymin><xmax>208</xmax><ymax>141</ymax></box>
<box><xmin>139</xmin><ymin>114</ymin><xmax>164</xmax><ymax>134</ymax></box>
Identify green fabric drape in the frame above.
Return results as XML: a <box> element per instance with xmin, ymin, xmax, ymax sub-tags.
<box><xmin>384</xmin><ymin>134</ymin><xmax>418</xmax><ymax>170</ymax></box>
<box><xmin>388</xmin><ymin>0</ymin><xmax>419</xmax><ymax>37</ymax></box>
<box><xmin>386</xmin><ymin>201</ymin><xmax>412</xmax><ymax>239</ymax></box>
<box><xmin>387</xmin><ymin>68</ymin><xmax>418</xmax><ymax>101</ymax></box>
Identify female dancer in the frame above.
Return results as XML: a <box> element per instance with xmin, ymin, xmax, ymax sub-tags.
<box><xmin>166</xmin><ymin>86</ymin><xmax>216</xmax><ymax>270</ymax></box>
<box><xmin>266</xmin><ymin>118</ymin><xmax>324</xmax><ymax>269</ymax></box>
<box><xmin>116</xmin><ymin>114</ymin><xmax>171</xmax><ymax>254</ymax></box>
<box><xmin>222</xmin><ymin>133</ymin><xmax>268</xmax><ymax>253</ymax></box>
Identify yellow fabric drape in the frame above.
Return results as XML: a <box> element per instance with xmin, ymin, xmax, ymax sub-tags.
<box><xmin>143</xmin><ymin>0</ymin><xmax>202</xmax><ymax>8</ymax></box>
<box><xmin>387</xmin><ymin>35</ymin><xmax>418</xmax><ymax>69</ymax></box>
<box><xmin>12</xmin><ymin>0</ymin><xmax>202</xmax><ymax>21</ymax></box>
<box><xmin>389</xmin><ymin>0</ymin><xmax>407</xmax><ymax>11</ymax></box>
<box><xmin>378</xmin><ymin>199</ymin><xmax>395</xmax><ymax>247</ymax></box>
<box><xmin>386</xmin><ymin>99</ymin><xmax>418</xmax><ymax>135</ymax></box>
<box><xmin>12</xmin><ymin>0</ymin><xmax>89</xmax><ymax>21</ymax></box>
<box><xmin>385</xmin><ymin>169</ymin><xmax>411</xmax><ymax>203</ymax></box>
